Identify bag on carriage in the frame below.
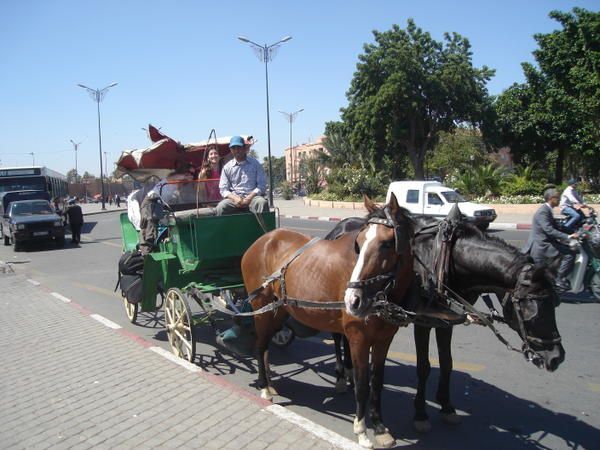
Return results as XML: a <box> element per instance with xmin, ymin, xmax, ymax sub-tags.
<box><xmin>117</xmin><ymin>250</ymin><xmax>145</xmax><ymax>304</ymax></box>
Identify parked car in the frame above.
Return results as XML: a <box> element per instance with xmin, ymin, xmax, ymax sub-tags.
<box><xmin>386</xmin><ymin>180</ymin><xmax>497</xmax><ymax>230</ymax></box>
<box><xmin>1</xmin><ymin>198</ymin><xmax>65</xmax><ymax>250</ymax></box>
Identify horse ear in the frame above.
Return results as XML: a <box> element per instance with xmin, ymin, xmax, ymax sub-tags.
<box><xmin>387</xmin><ymin>192</ymin><xmax>402</xmax><ymax>219</ymax></box>
<box><xmin>446</xmin><ymin>203</ymin><xmax>463</xmax><ymax>225</ymax></box>
<box><xmin>363</xmin><ymin>194</ymin><xmax>378</xmax><ymax>214</ymax></box>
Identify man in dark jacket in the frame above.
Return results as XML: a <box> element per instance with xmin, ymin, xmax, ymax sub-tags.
<box><xmin>65</xmin><ymin>198</ymin><xmax>84</xmax><ymax>244</ymax></box>
<box><xmin>523</xmin><ymin>188</ymin><xmax>579</xmax><ymax>291</ymax></box>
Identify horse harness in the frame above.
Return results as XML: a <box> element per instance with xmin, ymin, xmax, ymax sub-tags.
<box><xmin>214</xmin><ymin>207</ymin><xmax>408</xmax><ymax>319</ymax></box>
<box><xmin>412</xmin><ymin>219</ymin><xmax>562</xmax><ymax>365</ymax></box>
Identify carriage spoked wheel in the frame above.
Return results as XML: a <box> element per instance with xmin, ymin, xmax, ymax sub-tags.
<box><xmin>123</xmin><ymin>297</ymin><xmax>139</xmax><ymax>323</ymax></box>
<box><xmin>271</xmin><ymin>326</ymin><xmax>295</xmax><ymax>348</ymax></box>
<box><xmin>164</xmin><ymin>288</ymin><xmax>196</xmax><ymax>362</ymax></box>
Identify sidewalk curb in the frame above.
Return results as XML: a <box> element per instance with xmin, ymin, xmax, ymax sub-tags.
<box><xmin>83</xmin><ymin>207</ymin><xmax>126</xmax><ymax>216</ymax></box>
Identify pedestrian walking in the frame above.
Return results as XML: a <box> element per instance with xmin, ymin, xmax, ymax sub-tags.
<box><xmin>65</xmin><ymin>198</ymin><xmax>84</xmax><ymax>244</ymax></box>
<box><xmin>115</xmin><ymin>194</ymin><xmax>121</xmax><ymax>207</ymax></box>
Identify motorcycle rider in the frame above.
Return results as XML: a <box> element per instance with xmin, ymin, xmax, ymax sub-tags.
<box><xmin>560</xmin><ymin>178</ymin><xmax>590</xmax><ymax>233</ymax></box>
<box><xmin>523</xmin><ymin>188</ymin><xmax>579</xmax><ymax>291</ymax></box>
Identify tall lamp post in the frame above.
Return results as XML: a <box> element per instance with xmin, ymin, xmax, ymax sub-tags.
<box><xmin>77</xmin><ymin>82</ymin><xmax>118</xmax><ymax>210</ymax></box>
<box><xmin>70</xmin><ymin>139</ymin><xmax>81</xmax><ymax>183</ymax></box>
<box><xmin>29</xmin><ymin>152</ymin><xmax>35</xmax><ymax>165</ymax></box>
<box><xmin>238</xmin><ymin>35</ymin><xmax>292</xmax><ymax>208</ymax></box>
<box><xmin>278</xmin><ymin>109</ymin><xmax>303</xmax><ymax>190</ymax></box>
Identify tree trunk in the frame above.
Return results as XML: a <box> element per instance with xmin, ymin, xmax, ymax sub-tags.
<box><xmin>554</xmin><ymin>146</ymin><xmax>565</xmax><ymax>184</ymax></box>
<box><xmin>408</xmin><ymin>146</ymin><xmax>425</xmax><ymax>180</ymax></box>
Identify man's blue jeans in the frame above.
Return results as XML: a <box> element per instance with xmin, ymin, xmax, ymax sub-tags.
<box><xmin>561</xmin><ymin>206</ymin><xmax>583</xmax><ymax>232</ymax></box>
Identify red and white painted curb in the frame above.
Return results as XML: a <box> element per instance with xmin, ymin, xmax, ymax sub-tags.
<box><xmin>279</xmin><ymin>214</ymin><xmax>532</xmax><ymax>230</ymax></box>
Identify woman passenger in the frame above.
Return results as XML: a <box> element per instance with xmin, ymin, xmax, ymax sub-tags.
<box><xmin>198</xmin><ymin>148</ymin><xmax>223</xmax><ymax>202</ymax></box>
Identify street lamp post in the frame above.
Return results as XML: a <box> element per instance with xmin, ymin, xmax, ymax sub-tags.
<box><xmin>279</xmin><ymin>109</ymin><xmax>303</xmax><ymax>190</ymax></box>
<box><xmin>29</xmin><ymin>152</ymin><xmax>35</xmax><ymax>166</ymax></box>
<box><xmin>70</xmin><ymin>139</ymin><xmax>81</xmax><ymax>183</ymax></box>
<box><xmin>238</xmin><ymin>35</ymin><xmax>292</xmax><ymax>208</ymax></box>
<box><xmin>77</xmin><ymin>82</ymin><xmax>118</xmax><ymax>210</ymax></box>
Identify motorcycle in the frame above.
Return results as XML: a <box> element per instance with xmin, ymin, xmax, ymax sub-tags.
<box><xmin>564</xmin><ymin>208</ymin><xmax>600</xmax><ymax>300</ymax></box>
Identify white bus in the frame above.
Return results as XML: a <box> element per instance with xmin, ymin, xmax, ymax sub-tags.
<box><xmin>0</xmin><ymin>166</ymin><xmax>68</xmax><ymax>199</ymax></box>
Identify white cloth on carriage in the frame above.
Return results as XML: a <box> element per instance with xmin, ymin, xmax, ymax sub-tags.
<box><xmin>127</xmin><ymin>190</ymin><xmax>141</xmax><ymax>231</ymax></box>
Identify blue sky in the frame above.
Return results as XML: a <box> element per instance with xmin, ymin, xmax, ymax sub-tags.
<box><xmin>0</xmin><ymin>0</ymin><xmax>597</xmax><ymax>176</ymax></box>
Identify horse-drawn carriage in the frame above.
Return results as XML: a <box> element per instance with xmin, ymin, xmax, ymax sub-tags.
<box><xmin>116</xmin><ymin>128</ymin><xmax>289</xmax><ymax>362</ymax></box>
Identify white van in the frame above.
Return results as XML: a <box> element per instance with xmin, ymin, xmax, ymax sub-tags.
<box><xmin>386</xmin><ymin>181</ymin><xmax>497</xmax><ymax>229</ymax></box>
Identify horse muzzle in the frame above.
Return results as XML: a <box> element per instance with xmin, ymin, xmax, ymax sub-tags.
<box><xmin>344</xmin><ymin>287</ymin><xmax>371</xmax><ymax>318</ymax></box>
<box><xmin>524</xmin><ymin>342</ymin><xmax>565</xmax><ymax>372</ymax></box>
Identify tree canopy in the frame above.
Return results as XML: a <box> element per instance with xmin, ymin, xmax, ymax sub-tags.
<box><xmin>494</xmin><ymin>8</ymin><xmax>599</xmax><ymax>182</ymax></box>
<box><xmin>338</xmin><ymin>19</ymin><xmax>494</xmax><ymax>180</ymax></box>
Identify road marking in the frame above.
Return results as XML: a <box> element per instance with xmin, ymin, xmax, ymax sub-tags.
<box><xmin>319</xmin><ymin>338</ymin><xmax>485</xmax><ymax>372</ymax></box>
<box><xmin>267</xmin><ymin>404</ymin><xmax>362</xmax><ymax>450</ymax></box>
<box><xmin>72</xmin><ymin>281</ymin><xmax>122</xmax><ymax>299</ymax></box>
<box><xmin>50</xmin><ymin>292</ymin><xmax>71</xmax><ymax>303</ymax></box>
<box><xmin>149</xmin><ymin>347</ymin><xmax>201</xmax><ymax>373</ymax></box>
<box><xmin>26</xmin><ymin>279</ymin><xmax>40</xmax><ymax>286</ymax></box>
<box><xmin>80</xmin><ymin>237</ymin><xmax>122</xmax><ymax>248</ymax></box>
<box><xmin>90</xmin><ymin>314</ymin><xmax>122</xmax><ymax>329</ymax></box>
<box><xmin>588</xmin><ymin>383</ymin><xmax>600</xmax><ymax>393</ymax></box>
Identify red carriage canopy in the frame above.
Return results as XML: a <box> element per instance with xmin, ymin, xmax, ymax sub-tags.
<box><xmin>115</xmin><ymin>124</ymin><xmax>253</xmax><ymax>181</ymax></box>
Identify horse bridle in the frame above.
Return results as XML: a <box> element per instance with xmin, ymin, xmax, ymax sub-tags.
<box><xmin>499</xmin><ymin>264</ymin><xmax>562</xmax><ymax>366</ymax></box>
<box><xmin>346</xmin><ymin>206</ymin><xmax>409</xmax><ymax>298</ymax></box>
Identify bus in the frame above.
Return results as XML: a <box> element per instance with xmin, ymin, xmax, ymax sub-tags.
<box><xmin>0</xmin><ymin>166</ymin><xmax>68</xmax><ymax>199</ymax></box>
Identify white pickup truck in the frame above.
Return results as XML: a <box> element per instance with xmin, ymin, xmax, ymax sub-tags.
<box><xmin>386</xmin><ymin>181</ymin><xmax>497</xmax><ymax>229</ymax></box>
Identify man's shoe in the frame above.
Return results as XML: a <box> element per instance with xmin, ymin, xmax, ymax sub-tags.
<box><xmin>555</xmin><ymin>278</ymin><xmax>571</xmax><ymax>292</ymax></box>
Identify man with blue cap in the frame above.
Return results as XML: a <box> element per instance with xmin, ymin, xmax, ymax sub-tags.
<box><xmin>216</xmin><ymin>135</ymin><xmax>268</xmax><ymax>215</ymax></box>
<box><xmin>559</xmin><ymin>178</ymin><xmax>589</xmax><ymax>232</ymax></box>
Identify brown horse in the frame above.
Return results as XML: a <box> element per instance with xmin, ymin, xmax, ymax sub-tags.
<box><xmin>241</xmin><ymin>195</ymin><xmax>414</xmax><ymax>448</ymax></box>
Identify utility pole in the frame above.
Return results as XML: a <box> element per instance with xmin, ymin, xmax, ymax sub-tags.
<box><xmin>279</xmin><ymin>109</ymin><xmax>303</xmax><ymax>190</ymax></box>
<box><xmin>70</xmin><ymin>140</ymin><xmax>81</xmax><ymax>183</ymax></box>
<box><xmin>238</xmin><ymin>35</ymin><xmax>293</xmax><ymax>208</ymax></box>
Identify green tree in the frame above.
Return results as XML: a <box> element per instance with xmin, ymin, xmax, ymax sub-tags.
<box><xmin>81</xmin><ymin>171</ymin><xmax>95</xmax><ymax>181</ymax></box>
<box><xmin>262</xmin><ymin>156</ymin><xmax>286</xmax><ymax>189</ymax></box>
<box><xmin>341</xmin><ymin>20</ymin><xmax>494</xmax><ymax>180</ymax></box>
<box><xmin>426</xmin><ymin>128</ymin><xmax>487</xmax><ymax>180</ymax></box>
<box><xmin>66</xmin><ymin>169</ymin><xmax>77</xmax><ymax>183</ymax></box>
<box><xmin>495</xmin><ymin>8</ymin><xmax>600</xmax><ymax>182</ymax></box>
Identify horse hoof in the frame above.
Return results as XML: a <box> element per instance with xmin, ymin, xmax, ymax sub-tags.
<box><xmin>414</xmin><ymin>419</ymin><xmax>431</xmax><ymax>433</ymax></box>
<box><xmin>357</xmin><ymin>432</ymin><xmax>373</xmax><ymax>449</ymax></box>
<box><xmin>260</xmin><ymin>388</ymin><xmax>273</xmax><ymax>401</ymax></box>
<box><xmin>374</xmin><ymin>431</ymin><xmax>395</xmax><ymax>448</ymax></box>
<box><xmin>335</xmin><ymin>379</ymin><xmax>348</xmax><ymax>393</ymax></box>
<box><xmin>441</xmin><ymin>412</ymin><xmax>462</xmax><ymax>425</ymax></box>
<box><xmin>268</xmin><ymin>386</ymin><xmax>279</xmax><ymax>396</ymax></box>
<box><xmin>353</xmin><ymin>417</ymin><xmax>367</xmax><ymax>434</ymax></box>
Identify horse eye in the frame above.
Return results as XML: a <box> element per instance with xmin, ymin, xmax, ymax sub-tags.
<box><xmin>381</xmin><ymin>239</ymin><xmax>394</xmax><ymax>249</ymax></box>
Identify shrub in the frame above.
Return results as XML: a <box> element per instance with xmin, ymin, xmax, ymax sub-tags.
<box><xmin>279</xmin><ymin>181</ymin><xmax>293</xmax><ymax>200</ymax></box>
<box><xmin>501</xmin><ymin>178</ymin><xmax>546</xmax><ymax>196</ymax></box>
<box><xmin>326</xmin><ymin>166</ymin><xmax>387</xmax><ymax>199</ymax></box>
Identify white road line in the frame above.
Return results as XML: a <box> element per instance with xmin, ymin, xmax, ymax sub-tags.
<box><xmin>26</xmin><ymin>279</ymin><xmax>40</xmax><ymax>286</ymax></box>
<box><xmin>90</xmin><ymin>314</ymin><xmax>122</xmax><ymax>329</ymax></box>
<box><xmin>266</xmin><ymin>404</ymin><xmax>362</xmax><ymax>450</ymax></box>
<box><xmin>149</xmin><ymin>347</ymin><xmax>201</xmax><ymax>373</ymax></box>
<box><xmin>50</xmin><ymin>292</ymin><xmax>71</xmax><ymax>303</ymax></box>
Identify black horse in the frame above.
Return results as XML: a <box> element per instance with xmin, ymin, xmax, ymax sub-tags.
<box><xmin>326</xmin><ymin>208</ymin><xmax>565</xmax><ymax>431</ymax></box>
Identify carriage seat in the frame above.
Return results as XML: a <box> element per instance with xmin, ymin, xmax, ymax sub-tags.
<box><xmin>173</xmin><ymin>207</ymin><xmax>216</xmax><ymax>221</ymax></box>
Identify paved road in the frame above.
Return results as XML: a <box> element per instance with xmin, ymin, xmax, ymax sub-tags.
<box><xmin>1</xmin><ymin>212</ymin><xmax>599</xmax><ymax>449</ymax></box>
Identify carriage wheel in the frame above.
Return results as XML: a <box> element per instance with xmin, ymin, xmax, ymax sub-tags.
<box><xmin>164</xmin><ymin>288</ymin><xmax>196</xmax><ymax>362</ymax></box>
<box><xmin>123</xmin><ymin>297</ymin><xmax>139</xmax><ymax>323</ymax></box>
<box><xmin>271</xmin><ymin>326</ymin><xmax>295</xmax><ymax>348</ymax></box>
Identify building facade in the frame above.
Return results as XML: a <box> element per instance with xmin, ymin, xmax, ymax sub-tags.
<box><xmin>284</xmin><ymin>136</ymin><xmax>329</xmax><ymax>188</ymax></box>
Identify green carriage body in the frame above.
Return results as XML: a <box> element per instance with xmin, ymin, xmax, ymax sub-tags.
<box><xmin>119</xmin><ymin>210</ymin><xmax>277</xmax><ymax>312</ymax></box>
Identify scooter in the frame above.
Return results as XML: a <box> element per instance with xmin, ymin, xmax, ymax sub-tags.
<box><xmin>564</xmin><ymin>208</ymin><xmax>600</xmax><ymax>300</ymax></box>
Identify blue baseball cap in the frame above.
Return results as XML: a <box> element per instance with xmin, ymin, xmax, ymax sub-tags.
<box><xmin>229</xmin><ymin>136</ymin><xmax>245</xmax><ymax>148</ymax></box>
